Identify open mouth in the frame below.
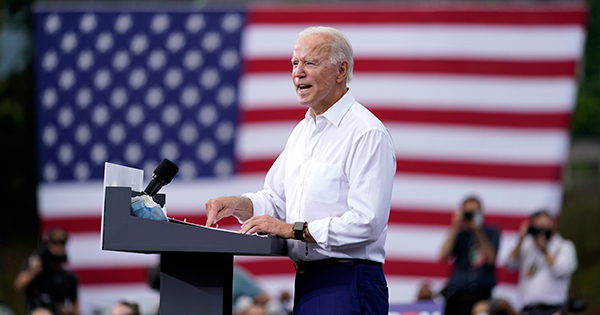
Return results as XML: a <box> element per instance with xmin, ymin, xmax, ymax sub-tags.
<box><xmin>297</xmin><ymin>84</ymin><xmax>312</xmax><ymax>92</ymax></box>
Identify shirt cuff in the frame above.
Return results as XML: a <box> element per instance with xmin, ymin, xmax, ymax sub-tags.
<box><xmin>307</xmin><ymin>218</ymin><xmax>331</xmax><ymax>251</ymax></box>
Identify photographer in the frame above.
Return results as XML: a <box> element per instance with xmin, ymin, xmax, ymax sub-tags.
<box><xmin>14</xmin><ymin>227</ymin><xmax>78</xmax><ymax>315</ymax></box>
<box><xmin>439</xmin><ymin>196</ymin><xmax>500</xmax><ymax>315</ymax></box>
<box><xmin>506</xmin><ymin>210</ymin><xmax>577</xmax><ymax>315</ymax></box>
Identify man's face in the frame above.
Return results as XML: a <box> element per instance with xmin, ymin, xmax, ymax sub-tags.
<box><xmin>47</xmin><ymin>238</ymin><xmax>67</xmax><ymax>256</ymax></box>
<box><xmin>462</xmin><ymin>200</ymin><xmax>481</xmax><ymax>215</ymax></box>
<box><xmin>292</xmin><ymin>34</ymin><xmax>343</xmax><ymax>114</ymax></box>
<box><xmin>531</xmin><ymin>214</ymin><xmax>554</xmax><ymax>231</ymax></box>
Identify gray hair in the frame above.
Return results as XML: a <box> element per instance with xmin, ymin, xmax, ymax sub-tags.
<box><xmin>298</xmin><ymin>26</ymin><xmax>354</xmax><ymax>84</ymax></box>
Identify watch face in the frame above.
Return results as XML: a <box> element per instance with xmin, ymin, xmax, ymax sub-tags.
<box><xmin>293</xmin><ymin>222</ymin><xmax>304</xmax><ymax>239</ymax></box>
<box><xmin>293</xmin><ymin>222</ymin><xmax>304</xmax><ymax>231</ymax></box>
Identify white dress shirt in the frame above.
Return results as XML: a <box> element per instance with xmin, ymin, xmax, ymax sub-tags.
<box><xmin>506</xmin><ymin>234</ymin><xmax>578</xmax><ymax>307</ymax></box>
<box><xmin>243</xmin><ymin>91</ymin><xmax>396</xmax><ymax>263</ymax></box>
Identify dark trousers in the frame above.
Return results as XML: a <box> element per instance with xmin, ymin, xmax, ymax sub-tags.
<box><xmin>444</xmin><ymin>287</ymin><xmax>491</xmax><ymax>315</ymax></box>
<box><xmin>293</xmin><ymin>260</ymin><xmax>389</xmax><ymax>315</ymax></box>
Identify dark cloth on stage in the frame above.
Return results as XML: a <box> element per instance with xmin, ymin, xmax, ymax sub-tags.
<box><xmin>293</xmin><ymin>259</ymin><xmax>388</xmax><ymax>315</ymax></box>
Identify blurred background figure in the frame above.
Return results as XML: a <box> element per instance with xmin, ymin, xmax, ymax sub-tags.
<box><xmin>110</xmin><ymin>300</ymin><xmax>141</xmax><ymax>315</ymax></box>
<box><xmin>233</xmin><ymin>267</ymin><xmax>270</xmax><ymax>310</ymax></box>
<box><xmin>440</xmin><ymin>196</ymin><xmax>500</xmax><ymax>315</ymax></box>
<box><xmin>14</xmin><ymin>227</ymin><xmax>78</xmax><ymax>315</ymax></box>
<box><xmin>233</xmin><ymin>267</ymin><xmax>286</xmax><ymax>315</ymax></box>
<box><xmin>28</xmin><ymin>306</ymin><xmax>53</xmax><ymax>315</ymax></box>
<box><xmin>507</xmin><ymin>210</ymin><xmax>578</xmax><ymax>315</ymax></box>
<box><xmin>416</xmin><ymin>283</ymin><xmax>433</xmax><ymax>301</ymax></box>
<box><xmin>234</xmin><ymin>295</ymin><xmax>267</xmax><ymax>315</ymax></box>
<box><xmin>472</xmin><ymin>298</ymin><xmax>517</xmax><ymax>315</ymax></box>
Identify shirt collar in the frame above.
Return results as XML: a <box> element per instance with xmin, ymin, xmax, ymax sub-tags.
<box><xmin>304</xmin><ymin>90</ymin><xmax>354</xmax><ymax>127</ymax></box>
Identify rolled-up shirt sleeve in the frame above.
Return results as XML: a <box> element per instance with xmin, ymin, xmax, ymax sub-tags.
<box><xmin>310</xmin><ymin>129</ymin><xmax>396</xmax><ymax>251</ymax></box>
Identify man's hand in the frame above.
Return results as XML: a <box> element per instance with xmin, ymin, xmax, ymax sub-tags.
<box><xmin>14</xmin><ymin>255</ymin><xmax>43</xmax><ymax>293</ymax></box>
<box><xmin>451</xmin><ymin>209</ymin><xmax>463</xmax><ymax>228</ymax></box>
<box><xmin>518</xmin><ymin>221</ymin><xmax>529</xmax><ymax>239</ymax></box>
<box><xmin>205</xmin><ymin>196</ymin><xmax>253</xmax><ymax>227</ymax></box>
<box><xmin>29</xmin><ymin>255</ymin><xmax>43</xmax><ymax>276</ymax></box>
<box><xmin>464</xmin><ymin>216</ymin><xmax>478</xmax><ymax>232</ymax></box>
<box><xmin>534</xmin><ymin>233</ymin><xmax>548</xmax><ymax>251</ymax></box>
<box><xmin>240</xmin><ymin>214</ymin><xmax>294</xmax><ymax>239</ymax></box>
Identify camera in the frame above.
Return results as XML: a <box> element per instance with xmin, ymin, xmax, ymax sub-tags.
<box><xmin>527</xmin><ymin>226</ymin><xmax>552</xmax><ymax>240</ymax></box>
<box><xmin>463</xmin><ymin>212</ymin><xmax>474</xmax><ymax>220</ymax></box>
<box><xmin>39</xmin><ymin>246</ymin><xmax>67</xmax><ymax>270</ymax></box>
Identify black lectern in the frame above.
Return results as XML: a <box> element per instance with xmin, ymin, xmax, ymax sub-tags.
<box><xmin>102</xmin><ymin>186</ymin><xmax>287</xmax><ymax>314</ymax></box>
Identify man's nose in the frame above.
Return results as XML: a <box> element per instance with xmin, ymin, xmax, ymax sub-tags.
<box><xmin>293</xmin><ymin>65</ymin><xmax>305</xmax><ymax>77</ymax></box>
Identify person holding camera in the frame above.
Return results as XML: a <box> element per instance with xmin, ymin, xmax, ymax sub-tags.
<box><xmin>14</xmin><ymin>227</ymin><xmax>78</xmax><ymax>315</ymax></box>
<box><xmin>439</xmin><ymin>196</ymin><xmax>500</xmax><ymax>315</ymax></box>
<box><xmin>506</xmin><ymin>210</ymin><xmax>577</xmax><ymax>315</ymax></box>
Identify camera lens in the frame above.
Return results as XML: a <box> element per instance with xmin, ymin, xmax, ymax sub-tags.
<box><xmin>528</xmin><ymin>227</ymin><xmax>540</xmax><ymax>235</ymax></box>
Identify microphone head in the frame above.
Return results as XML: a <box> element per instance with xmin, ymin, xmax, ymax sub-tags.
<box><xmin>153</xmin><ymin>158</ymin><xmax>179</xmax><ymax>184</ymax></box>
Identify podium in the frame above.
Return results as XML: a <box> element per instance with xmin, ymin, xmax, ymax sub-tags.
<box><xmin>102</xmin><ymin>186</ymin><xmax>287</xmax><ymax>314</ymax></box>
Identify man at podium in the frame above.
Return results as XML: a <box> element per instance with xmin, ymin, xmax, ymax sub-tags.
<box><xmin>205</xmin><ymin>26</ymin><xmax>396</xmax><ymax>315</ymax></box>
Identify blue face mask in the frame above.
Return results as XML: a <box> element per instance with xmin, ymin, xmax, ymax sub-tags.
<box><xmin>131</xmin><ymin>195</ymin><xmax>168</xmax><ymax>221</ymax></box>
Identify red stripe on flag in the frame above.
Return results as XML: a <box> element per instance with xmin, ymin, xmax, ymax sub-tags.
<box><xmin>73</xmin><ymin>258</ymin><xmax>518</xmax><ymax>285</ymax></box>
<box><xmin>75</xmin><ymin>266</ymin><xmax>149</xmax><ymax>285</ymax></box>
<box><xmin>238</xmin><ymin>158</ymin><xmax>276</xmax><ymax>174</ymax></box>
<box><xmin>245</xmin><ymin>58</ymin><xmax>578</xmax><ymax>77</ymax></box>
<box><xmin>239</xmin><ymin>108</ymin><xmax>571</xmax><ymax>129</ymax></box>
<box><xmin>248</xmin><ymin>6</ymin><xmax>586</xmax><ymax>26</ymax></box>
<box><xmin>396</xmin><ymin>159</ymin><xmax>562</xmax><ymax>181</ymax></box>
<box><xmin>388</xmin><ymin>208</ymin><xmax>527</xmax><ymax>231</ymax></box>
<box><xmin>238</xmin><ymin>157</ymin><xmax>562</xmax><ymax>181</ymax></box>
<box><xmin>372</xmin><ymin>109</ymin><xmax>571</xmax><ymax>129</ymax></box>
<box><xmin>40</xmin><ymin>216</ymin><xmax>101</xmax><ymax>234</ymax></box>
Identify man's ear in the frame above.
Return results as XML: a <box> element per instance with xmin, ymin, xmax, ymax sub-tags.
<box><xmin>337</xmin><ymin>60</ymin><xmax>349</xmax><ymax>83</ymax></box>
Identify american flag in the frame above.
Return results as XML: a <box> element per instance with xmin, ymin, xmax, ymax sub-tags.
<box><xmin>34</xmin><ymin>3</ymin><xmax>586</xmax><ymax>314</ymax></box>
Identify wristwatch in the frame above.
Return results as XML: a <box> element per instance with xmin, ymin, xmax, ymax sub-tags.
<box><xmin>293</xmin><ymin>221</ymin><xmax>307</xmax><ymax>241</ymax></box>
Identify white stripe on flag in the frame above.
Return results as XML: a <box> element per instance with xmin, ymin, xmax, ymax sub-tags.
<box><xmin>240</xmin><ymin>73</ymin><xmax>577</xmax><ymax>112</ymax></box>
<box><xmin>243</xmin><ymin>25</ymin><xmax>585</xmax><ymax>60</ymax></box>
<box><xmin>391</xmin><ymin>174</ymin><xmax>563</xmax><ymax>215</ymax></box>
<box><xmin>236</xmin><ymin>122</ymin><xmax>569</xmax><ymax>164</ymax></box>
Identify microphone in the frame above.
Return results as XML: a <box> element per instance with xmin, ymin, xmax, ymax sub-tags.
<box><xmin>143</xmin><ymin>158</ymin><xmax>179</xmax><ymax>197</ymax></box>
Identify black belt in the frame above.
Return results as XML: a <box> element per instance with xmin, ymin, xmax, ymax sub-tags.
<box><xmin>294</xmin><ymin>258</ymin><xmax>382</xmax><ymax>274</ymax></box>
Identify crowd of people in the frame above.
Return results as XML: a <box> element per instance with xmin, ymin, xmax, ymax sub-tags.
<box><xmin>437</xmin><ymin>197</ymin><xmax>579</xmax><ymax>315</ymax></box>
<box><xmin>11</xmin><ymin>25</ymin><xmax>582</xmax><ymax>315</ymax></box>
<box><xmin>12</xmin><ymin>204</ymin><xmax>580</xmax><ymax>315</ymax></box>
